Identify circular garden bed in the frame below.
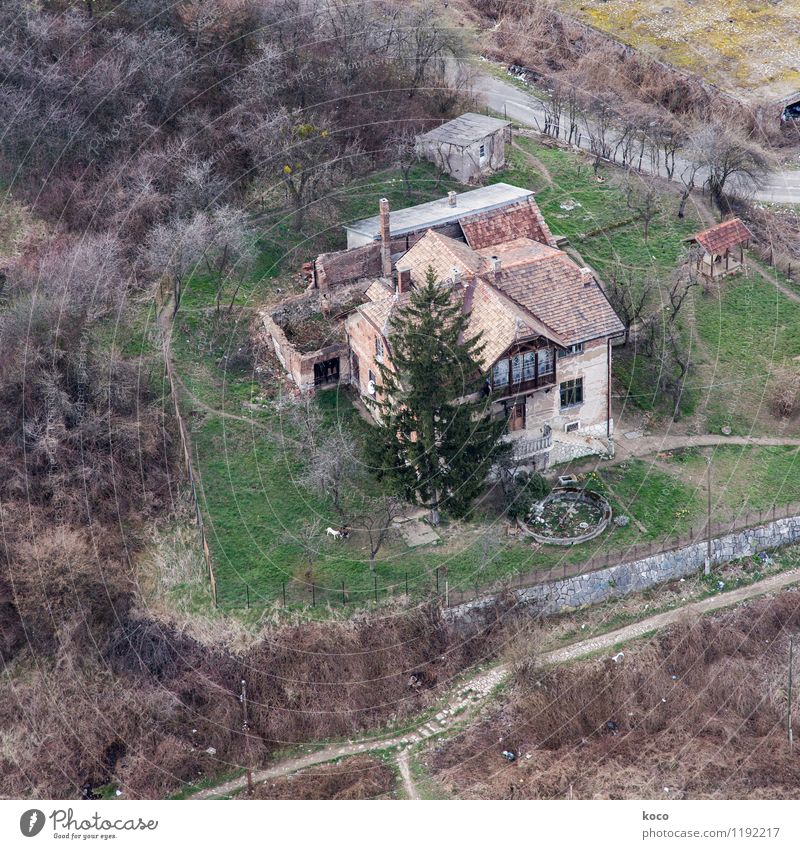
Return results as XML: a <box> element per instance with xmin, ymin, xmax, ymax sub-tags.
<box><xmin>518</xmin><ymin>486</ymin><xmax>612</xmax><ymax>546</ymax></box>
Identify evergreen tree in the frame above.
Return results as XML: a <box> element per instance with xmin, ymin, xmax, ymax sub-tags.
<box><xmin>368</xmin><ymin>266</ymin><xmax>508</xmax><ymax>525</ymax></box>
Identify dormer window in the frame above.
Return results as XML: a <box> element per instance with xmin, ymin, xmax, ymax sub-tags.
<box><xmin>375</xmin><ymin>336</ymin><xmax>384</xmax><ymax>361</ymax></box>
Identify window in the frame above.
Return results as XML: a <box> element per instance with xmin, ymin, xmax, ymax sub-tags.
<box><xmin>511</xmin><ymin>353</ymin><xmax>523</xmax><ymax>384</ymax></box>
<box><xmin>492</xmin><ymin>358</ymin><xmax>509</xmax><ymax>388</ymax></box>
<box><xmin>560</xmin><ymin>378</ymin><xmax>584</xmax><ymax>409</ymax></box>
<box><xmin>375</xmin><ymin>336</ymin><xmax>384</xmax><ymax>361</ymax></box>
<box><xmin>522</xmin><ymin>351</ymin><xmax>536</xmax><ymax>382</ymax></box>
<box><xmin>558</xmin><ymin>343</ymin><xmax>584</xmax><ymax>359</ymax></box>
<box><xmin>479</xmin><ymin>143</ymin><xmax>486</xmax><ymax>162</ymax></box>
<box><xmin>537</xmin><ymin>348</ymin><xmax>554</xmax><ymax>376</ymax></box>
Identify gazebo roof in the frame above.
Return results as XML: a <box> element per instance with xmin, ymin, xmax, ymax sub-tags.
<box><xmin>690</xmin><ymin>218</ymin><xmax>753</xmax><ymax>255</ymax></box>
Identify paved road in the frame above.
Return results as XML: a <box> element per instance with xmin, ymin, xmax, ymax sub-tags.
<box><xmin>191</xmin><ymin>567</ymin><xmax>800</xmax><ymax>799</ymax></box>
<box><xmin>475</xmin><ymin>69</ymin><xmax>800</xmax><ymax>205</ymax></box>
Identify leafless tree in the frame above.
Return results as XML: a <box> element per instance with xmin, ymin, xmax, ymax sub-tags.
<box><xmin>618</xmin><ymin>172</ymin><xmax>662</xmax><ymax>243</ymax></box>
<box><xmin>299</xmin><ymin>428</ymin><xmax>360</xmax><ymax>521</ymax></box>
<box><xmin>688</xmin><ymin>121</ymin><xmax>773</xmax><ymax>210</ymax></box>
<box><xmin>386</xmin><ymin>129</ymin><xmax>420</xmax><ymax>197</ymax></box>
<box><xmin>357</xmin><ymin>495</ymin><xmax>405</xmax><ymax>570</ymax></box>
<box><xmin>605</xmin><ymin>262</ymin><xmax>656</xmax><ymax>335</ymax></box>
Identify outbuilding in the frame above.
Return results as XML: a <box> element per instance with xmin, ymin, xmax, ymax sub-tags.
<box><xmin>415</xmin><ymin>113</ymin><xmax>511</xmax><ymax>183</ymax></box>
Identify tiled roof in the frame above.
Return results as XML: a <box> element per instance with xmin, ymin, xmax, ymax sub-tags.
<box><xmin>691</xmin><ymin>218</ymin><xmax>753</xmax><ymax>255</ymax></box>
<box><xmin>460</xmin><ymin>198</ymin><xmax>558</xmax><ymax>250</ymax></box>
<box><xmin>365</xmin><ymin>280</ymin><xmax>392</xmax><ymax>302</ymax></box>
<box><xmin>492</xmin><ymin>253</ymin><xmax>625</xmax><ymax>345</ymax></box>
<box><xmin>400</xmin><ymin>230</ymin><xmax>482</xmax><ymax>284</ymax></box>
<box><xmin>350</xmin><ymin>213</ymin><xmax>625</xmax><ymax>355</ymax></box>
<box><xmin>465</xmin><ymin>279</ymin><xmax>540</xmax><ymax>367</ymax></box>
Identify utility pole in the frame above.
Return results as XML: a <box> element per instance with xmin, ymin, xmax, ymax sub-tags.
<box><xmin>705</xmin><ymin>455</ymin><xmax>712</xmax><ymax>575</ymax></box>
<box><xmin>789</xmin><ymin>636</ymin><xmax>795</xmax><ymax>751</ymax></box>
<box><xmin>240</xmin><ymin>678</ymin><xmax>253</xmax><ymax>793</ymax></box>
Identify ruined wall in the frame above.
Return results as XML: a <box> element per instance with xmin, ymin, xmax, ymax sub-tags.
<box><xmin>452</xmin><ymin>515</ymin><xmax>800</xmax><ymax>621</ymax></box>
<box><xmin>345</xmin><ymin>310</ymin><xmax>385</xmax><ymax>407</ymax></box>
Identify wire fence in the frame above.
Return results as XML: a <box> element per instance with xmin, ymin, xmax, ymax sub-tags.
<box><xmin>217</xmin><ymin>501</ymin><xmax>800</xmax><ymax>612</ymax></box>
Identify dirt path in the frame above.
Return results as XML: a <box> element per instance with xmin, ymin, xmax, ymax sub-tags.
<box><xmin>191</xmin><ymin>567</ymin><xmax>800</xmax><ymax>799</ymax></box>
<box><xmin>613</xmin><ymin>432</ymin><xmax>800</xmax><ymax>463</ymax></box>
<box><xmin>397</xmin><ymin>750</ymin><xmax>420</xmax><ymax>800</ymax></box>
<box><xmin>511</xmin><ymin>138</ymin><xmax>554</xmax><ymax>187</ymax></box>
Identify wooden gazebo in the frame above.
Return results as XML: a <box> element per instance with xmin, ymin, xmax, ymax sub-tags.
<box><xmin>687</xmin><ymin>218</ymin><xmax>753</xmax><ymax>280</ymax></box>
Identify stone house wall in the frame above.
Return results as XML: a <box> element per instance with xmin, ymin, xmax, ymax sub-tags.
<box><xmin>451</xmin><ymin>515</ymin><xmax>800</xmax><ymax>622</ymax></box>
<box><xmin>417</xmin><ymin>129</ymin><xmax>507</xmax><ymax>183</ymax></box>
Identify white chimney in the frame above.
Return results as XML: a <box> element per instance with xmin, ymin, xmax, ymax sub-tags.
<box><xmin>491</xmin><ymin>255</ymin><xmax>501</xmax><ymax>279</ymax></box>
<box><xmin>379</xmin><ymin>198</ymin><xmax>391</xmax><ymax>278</ymax></box>
<box><xmin>447</xmin><ymin>191</ymin><xmax>457</xmax><ymax>207</ymax></box>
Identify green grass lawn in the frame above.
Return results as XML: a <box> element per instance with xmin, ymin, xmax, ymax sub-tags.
<box><xmin>691</xmin><ymin>266</ymin><xmax>800</xmax><ymax>434</ymax></box>
<box><xmin>662</xmin><ymin>445</ymin><xmax>800</xmax><ymax>521</ymax></box>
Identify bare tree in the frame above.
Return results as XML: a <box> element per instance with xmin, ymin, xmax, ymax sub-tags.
<box><xmin>280</xmin><ymin>393</ymin><xmax>324</xmax><ymax>459</ymax></box>
<box><xmin>299</xmin><ymin>428</ymin><xmax>360</xmax><ymax>521</ymax></box>
<box><xmin>677</xmin><ymin>158</ymin><xmax>702</xmax><ymax>219</ymax></box>
<box><xmin>238</xmin><ymin>108</ymin><xmax>362</xmax><ymax>229</ymax></box>
<box><xmin>618</xmin><ymin>171</ymin><xmax>662</xmax><ymax>243</ymax></box>
<box><xmin>357</xmin><ymin>495</ymin><xmax>405</xmax><ymax>570</ymax></box>
<box><xmin>202</xmin><ymin>206</ymin><xmax>257</xmax><ymax>314</ymax></box>
<box><xmin>140</xmin><ymin>213</ymin><xmax>209</xmax><ymax>316</ymax></box>
<box><xmin>688</xmin><ymin>121</ymin><xmax>773</xmax><ymax>210</ymax></box>
<box><xmin>386</xmin><ymin>129</ymin><xmax>420</xmax><ymax>197</ymax></box>
<box><xmin>605</xmin><ymin>262</ymin><xmax>656</xmax><ymax>335</ymax></box>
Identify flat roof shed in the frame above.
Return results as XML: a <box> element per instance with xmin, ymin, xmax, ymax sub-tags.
<box><xmin>345</xmin><ymin>182</ymin><xmax>534</xmax><ymax>246</ymax></box>
<box><xmin>415</xmin><ymin>113</ymin><xmax>511</xmax><ymax>147</ymax></box>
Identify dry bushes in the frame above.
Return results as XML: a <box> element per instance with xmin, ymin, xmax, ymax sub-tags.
<box><xmin>768</xmin><ymin>366</ymin><xmax>800</xmax><ymax>421</ymax></box>
<box><xmin>430</xmin><ymin>593</ymin><xmax>800</xmax><ymax>799</ymax></box>
<box><xmin>250</xmin><ymin>755</ymin><xmax>395</xmax><ymax>800</ymax></box>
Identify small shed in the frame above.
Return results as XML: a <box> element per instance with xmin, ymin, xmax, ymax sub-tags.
<box><xmin>415</xmin><ymin>113</ymin><xmax>512</xmax><ymax>183</ymax></box>
<box><xmin>687</xmin><ymin>218</ymin><xmax>753</xmax><ymax>279</ymax></box>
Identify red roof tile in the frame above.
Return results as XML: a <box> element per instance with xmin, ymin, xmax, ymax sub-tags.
<box><xmin>691</xmin><ymin>218</ymin><xmax>753</xmax><ymax>255</ymax></box>
<box><xmin>459</xmin><ymin>198</ymin><xmax>558</xmax><ymax>250</ymax></box>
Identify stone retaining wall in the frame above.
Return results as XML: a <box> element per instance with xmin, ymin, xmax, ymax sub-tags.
<box><xmin>452</xmin><ymin>515</ymin><xmax>800</xmax><ymax>621</ymax></box>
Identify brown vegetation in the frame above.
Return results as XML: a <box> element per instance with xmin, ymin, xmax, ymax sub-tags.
<box><xmin>249</xmin><ymin>755</ymin><xmax>395</xmax><ymax>799</ymax></box>
<box><xmin>428</xmin><ymin>593</ymin><xmax>800</xmax><ymax>799</ymax></box>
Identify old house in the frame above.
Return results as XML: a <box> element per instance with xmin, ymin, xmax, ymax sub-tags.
<box><xmin>343</xmin><ymin>193</ymin><xmax>625</xmax><ymax>467</ymax></box>
<box><xmin>688</xmin><ymin>218</ymin><xmax>753</xmax><ymax>280</ymax></box>
<box><xmin>414</xmin><ymin>113</ymin><xmax>512</xmax><ymax>184</ymax></box>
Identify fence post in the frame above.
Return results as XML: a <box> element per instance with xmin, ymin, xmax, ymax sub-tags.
<box><xmin>405</xmin><ymin>572</ymin><xmax>409</xmax><ymax>596</ymax></box>
<box><xmin>374</xmin><ymin>575</ymin><xmax>378</xmax><ymax>604</ymax></box>
<box><xmin>246</xmin><ymin>584</ymin><xmax>250</xmax><ymax>609</ymax></box>
<box><xmin>312</xmin><ymin>583</ymin><xmax>315</xmax><ymax>607</ymax></box>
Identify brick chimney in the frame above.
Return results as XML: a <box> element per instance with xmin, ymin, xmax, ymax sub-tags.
<box><xmin>447</xmin><ymin>191</ymin><xmax>457</xmax><ymax>207</ymax></box>
<box><xmin>396</xmin><ymin>265</ymin><xmax>412</xmax><ymax>294</ymax></box>
<box><xmin>580</xmin><ymin>267</ymin><xmax>595</xmax><ymax>287</ymax></box>
<box><xmin>379</xmin><ymin>197</ymin><xmax>391</xmax><ymax>278</ymax></box>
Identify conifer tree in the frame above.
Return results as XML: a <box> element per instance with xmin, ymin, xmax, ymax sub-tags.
<box><xmin>368</xmin><ymin>266</ymin><xmax>508</xmax><ymax>525</ymax></box>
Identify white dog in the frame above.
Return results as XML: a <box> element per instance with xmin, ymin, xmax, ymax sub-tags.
<box><xmin>325</xmin><ymin>527</ymin><xmax>342</xmax><ymax>540</ymax></box>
